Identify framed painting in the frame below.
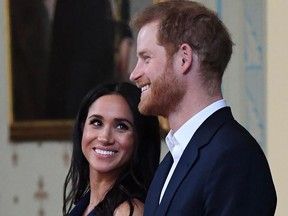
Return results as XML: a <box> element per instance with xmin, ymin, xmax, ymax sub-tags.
<box><xmin>7</xmin><ymin>0</ymin><xmax>154</xmax><ymax>141</ymax></box>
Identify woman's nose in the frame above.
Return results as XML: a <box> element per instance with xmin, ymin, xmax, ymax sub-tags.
<box><xmin>97</xmin><ymin>136</ymin><xmax>108</xmax><ymax>142</ymax></box>
<box><xmin>97</xmin><ymin>128</ymin><xmax>113</xmax><ymax>144</ymax></box>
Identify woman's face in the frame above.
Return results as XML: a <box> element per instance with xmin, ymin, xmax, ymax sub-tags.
<box><xmin>82</xmin><ymin>94</ymin><xmax>135</xmax><ymax>177</ymax></box>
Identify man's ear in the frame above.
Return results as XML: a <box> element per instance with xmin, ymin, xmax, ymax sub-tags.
<box><xmin>178</xmin><ymin>43</ymin><xmax>193</xmax><ymax>74</ymax></box>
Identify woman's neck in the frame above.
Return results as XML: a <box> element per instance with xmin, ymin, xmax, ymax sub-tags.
<box><xmin>84</xmin><ymin>170</ymin><xmax>117</xmax><ymax>214</ymax></box>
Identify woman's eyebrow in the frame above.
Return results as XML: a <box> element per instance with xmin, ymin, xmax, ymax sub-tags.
<box><xmin>114</xmin><ymin>118</ymin><xmax>134</xmax><ymax>127</ymax></box>
<box><xmin>87</xmin><ymin>114</ymin><xmax>102</xmax><ymax>119</ymax></box>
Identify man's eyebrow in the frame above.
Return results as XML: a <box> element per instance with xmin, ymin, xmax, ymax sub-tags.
<box><xmin>137</xmin><ymin>50</ymin><xmax>148</xmax><ymax>57</ymax></box>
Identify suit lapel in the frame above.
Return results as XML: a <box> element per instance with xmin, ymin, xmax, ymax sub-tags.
<box><xmin>144</xmin><ymin>152</ymin><xmax>173</xmax><ymax>216</ymax></box>
<box><xmin>155</xmin><ymin>137</ymin><xmax>200</xmax><ymax>215</ymax></box>
<box><xmin>155</xmin><ymin>107</ymin><xmax>234</xmax><ymax>215</ymax></box>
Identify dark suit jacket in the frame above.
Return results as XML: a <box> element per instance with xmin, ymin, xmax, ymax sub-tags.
<box><xmin>144</xmin><ymin>107</ymin><xmax>276</xmax><ymax>216</ymax></box>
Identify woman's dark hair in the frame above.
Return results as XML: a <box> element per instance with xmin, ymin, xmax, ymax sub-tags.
<box><xmin>63</xmin><ymin>82</ymin><xmax>161</xmax><ymax>215</ymax></box>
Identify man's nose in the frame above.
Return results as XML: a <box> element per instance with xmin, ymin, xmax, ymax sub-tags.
<box><xmin>129</xmin><ymin>62</ymin><xmax>141</xmax><ymax>82</ymax></box>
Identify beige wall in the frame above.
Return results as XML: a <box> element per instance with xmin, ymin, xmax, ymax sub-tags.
<box><xmin>267</xmin><ymin>0</ymin><xmax>288</xmax><ymax>215</ymax></box>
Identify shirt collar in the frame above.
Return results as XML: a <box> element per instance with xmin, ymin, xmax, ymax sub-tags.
<box><xmin>165</xmin><ymin>99</ymin><xmax>227</xmax><ymax>161</ymax></box>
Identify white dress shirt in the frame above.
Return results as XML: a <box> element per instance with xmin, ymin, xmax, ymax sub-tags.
<box><xmin>159</xmin><ymin>99</ymin><xmax>227</xmax><ymax>203</ymax></box>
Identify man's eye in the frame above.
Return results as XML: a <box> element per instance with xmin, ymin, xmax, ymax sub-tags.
<box><xmin>144</xmin><ymin>56</ymin><xmax>151</xmax><ymax>63</ymax></box>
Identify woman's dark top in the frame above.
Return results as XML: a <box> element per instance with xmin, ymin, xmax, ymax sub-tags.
<box><xmin>68</xmin><ymin>174</ymin><xmax>146</xmax><ymax>216</ymax></box>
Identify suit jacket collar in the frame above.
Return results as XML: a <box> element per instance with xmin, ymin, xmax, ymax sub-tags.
<box><xmin>147</xmin><ymin>107</ymin><xmax>234</xmax><ymax>216</ymax></box>
<box><xmin>144</xmin><ymin>152</ymin><xmax>173</xmax><ymax>215</ymax></box>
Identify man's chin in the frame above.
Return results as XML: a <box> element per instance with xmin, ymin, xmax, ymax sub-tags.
<box><xmin>138</xmin><ymin>105</ymin><xmax>150</xmax><ymax>116</ymax></box>
<box><xmin>138</xmin><ymin>101</ymin><xmax>160</xmax><ymax>116</ymax></box>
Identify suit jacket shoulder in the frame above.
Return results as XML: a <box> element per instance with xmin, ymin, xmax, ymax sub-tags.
<box><xmin>145</xmin><ymin>107</ymin><xmax>276</xmax><ymax>216</ymax></box>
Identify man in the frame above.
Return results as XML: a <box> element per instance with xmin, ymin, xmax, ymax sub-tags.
<box><xmin>129</xmin><ymin>1</ymin><xmax>277</xmax><ymax>215</ymax></box>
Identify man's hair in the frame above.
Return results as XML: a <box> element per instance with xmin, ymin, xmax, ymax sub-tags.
<box><xmin>131</xmin><ymin>0</ymin><xmax>233</xmax><ymax>85</ymax></box>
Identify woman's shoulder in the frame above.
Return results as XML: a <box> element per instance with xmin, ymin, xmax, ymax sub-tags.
<box><xmin>114</xmin><ymin>198</ymin><xmax>144</xmax><ymax>216</ymax></box>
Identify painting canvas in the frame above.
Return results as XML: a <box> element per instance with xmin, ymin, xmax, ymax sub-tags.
<box><xmin>8</xmin><ymin>0</ymin><xmax>152</xmax><ymax>141</ymax></box>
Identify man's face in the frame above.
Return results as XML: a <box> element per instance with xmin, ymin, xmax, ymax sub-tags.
<box><xmin>130</xmin><ymin>21</ymin><xmax>184</xmax><ymax>117</ymax></box>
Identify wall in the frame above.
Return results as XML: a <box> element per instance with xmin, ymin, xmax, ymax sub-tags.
<box><xmin>0</xmin><ymin>3</ymin><xmax>71</xmax><ymax>215</ymax></box>
<box><xmin>267</xmin><ymin>0</ymin><xmax>288</xmax><ymax>215</ymax></box>
<box><xmin>0</xmin><ymin>1</ymin><xmax>152</xmax><ymax>215</ymax></box>
<box><xmin>0</xmin><ymin>0</ymin><xmax>287</xmax><ymax>215</ymax></box>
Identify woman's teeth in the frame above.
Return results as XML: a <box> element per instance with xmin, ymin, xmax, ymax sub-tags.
<box><xmin>95</xmin><ymin>149</ymin><xmax>115</xmax><ymax>155</ymax></box>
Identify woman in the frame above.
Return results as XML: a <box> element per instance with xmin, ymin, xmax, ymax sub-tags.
<box><xmin>63</xmin><ymin>82</ymin><xmax>161</xmax><ymax>216</ymax></box>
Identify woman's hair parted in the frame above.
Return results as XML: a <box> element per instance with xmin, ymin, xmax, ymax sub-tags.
<box><xmin>63</xmin><ymin>82</ymin><xmax>161</xmax><ymax>215</ymax></box>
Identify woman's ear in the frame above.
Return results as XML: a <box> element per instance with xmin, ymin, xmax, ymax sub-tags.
<box><xmin>178</xmin><ymin>43</ymin><xmax>193</xmax><ymax>74</ymax></box>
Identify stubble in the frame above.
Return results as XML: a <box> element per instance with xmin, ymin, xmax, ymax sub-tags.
<box><xmin>138</xmin><ymin>63</ymin><xmax>185</xmax><ymax>117</ymax></box>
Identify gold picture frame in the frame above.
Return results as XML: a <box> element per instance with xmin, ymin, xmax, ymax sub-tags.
<box><xmin>7</xmin><ymin>0</ymin><xmax>154</xmax><ymax>141</ymax></box>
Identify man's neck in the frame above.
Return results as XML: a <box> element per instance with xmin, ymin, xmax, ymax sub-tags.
<box><xmin>168</xmin><ymin>94</ymin><xmax>223</xmax><ymax>132</ymax></box>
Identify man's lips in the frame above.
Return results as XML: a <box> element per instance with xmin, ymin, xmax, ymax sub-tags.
<box><xmin>141</xmin><ymin>85</ymin><xmax>150</xmax><ymax>92</ymax></box>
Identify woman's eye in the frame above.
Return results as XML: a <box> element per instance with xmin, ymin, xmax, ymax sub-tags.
<box><xmin>116</xmin><ymin>122</ymin><xmax>129</xmax><ymax>131</ymax></box>
<box><xmin>90</xmin><ymin>119</ymin><xmax>102</xmax><ymax>127</ymax></box>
